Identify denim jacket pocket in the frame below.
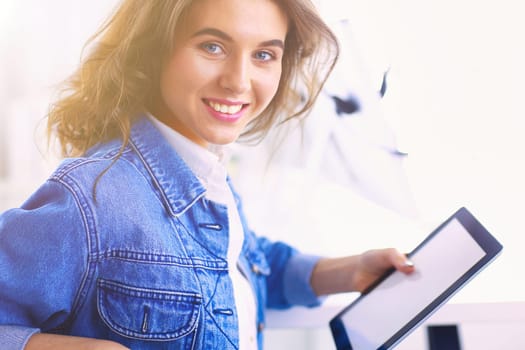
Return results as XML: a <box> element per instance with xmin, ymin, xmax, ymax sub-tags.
<box><xmin>97</xmin><ymin>279</ymin><xmax>202</xmax><ymax>341</ymax></box>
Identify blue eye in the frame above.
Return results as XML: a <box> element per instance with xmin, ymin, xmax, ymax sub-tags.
<box><xmin>254</xmin><ymin>51</ymin><xmax>274</xmax><ymax>61</ymax></box>
<box><xmin>201</xmin><ymin>42</ymin><xmax>222</xmax><ymax>55</ymax></box>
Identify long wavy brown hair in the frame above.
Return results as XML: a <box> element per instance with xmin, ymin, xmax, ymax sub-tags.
<box><xmin>47</xmin><ymin>0</ymin><xmax>339</xmax><ymax>157</ymax></box>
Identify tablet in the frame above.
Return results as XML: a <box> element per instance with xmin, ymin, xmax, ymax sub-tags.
<box><xmin>329</xmin><ymin>207</ymin><xmax>503</xmax><ymax>350</ymax></box>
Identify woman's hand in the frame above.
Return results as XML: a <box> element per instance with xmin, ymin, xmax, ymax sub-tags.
<box><xmin>350</xmin><ymin>248</ymin><xmax>415</xmax><ymax>292</ymax></box>
<box><xmin>25</xmin><ymin>333</ymin><xmax>130</xmax><ymax>350</ymax></box>
<box><xmin>310</xmin><ymin>248</ymin><xmax>415</xmax><ymax>296</ymax></box>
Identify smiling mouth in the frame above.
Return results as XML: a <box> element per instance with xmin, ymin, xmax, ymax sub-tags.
<box><xmin>204</xmin><ymin>100</ymin><xmax>246</xmax><ymax>115</ymax></box>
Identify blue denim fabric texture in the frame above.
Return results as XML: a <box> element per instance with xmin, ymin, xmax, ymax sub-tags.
<box><xmin>0</xmin><ymin>116</ymin><xmax>321</xmax><ymax>350</ymax></box>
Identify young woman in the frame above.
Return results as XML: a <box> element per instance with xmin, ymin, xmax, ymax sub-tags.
<box><xmin>0</xmin><ymin>0</ymin><xmax>414</xmax><ymax>349</ymax></box>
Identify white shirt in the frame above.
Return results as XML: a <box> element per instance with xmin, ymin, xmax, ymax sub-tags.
<box><xmin>149</xmin><ymin>116</ymin><xmax>258</xmax><ymax>349</ymax></box>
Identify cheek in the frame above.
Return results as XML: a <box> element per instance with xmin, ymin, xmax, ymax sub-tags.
<box><xmin>160</xmin><ymin>58</ymin><xmax>209</xmax><ymax>105</ymax></box>
<box><xmin>258</xmin><ymin>69</ymin><xmax>282</xmax><ymax>105</ymax></box>
<box><xmin>159</xmin><ymin>62</ymin><xmax>182</xmax><ymax>101</ymax></box>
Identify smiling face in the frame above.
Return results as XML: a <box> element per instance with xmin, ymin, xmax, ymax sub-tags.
<box><xmin>151</xmin><ymin>0</ymin><xmax>288</xmax><ymax>147</ymax></box>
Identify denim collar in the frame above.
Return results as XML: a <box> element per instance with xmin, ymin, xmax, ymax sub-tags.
<box><xmin>129</xmin><ymin>116</ymin><xmax>206</xmax><ymax>216</ymax></box>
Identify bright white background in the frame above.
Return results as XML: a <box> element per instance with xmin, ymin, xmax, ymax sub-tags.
<box><xmin>1</xmin><ymin>1</ymin><xmax>524</xmax><ymax>347</ymax></box>
<box><xmin>313</xmin><ymin>0</ymin><xmax>525</xmax><ymax>304</ymax></box>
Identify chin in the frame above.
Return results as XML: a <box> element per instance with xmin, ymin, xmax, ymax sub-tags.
<box><xmin>207</xmin><ymin>131</ymin><xmax>243</xmax><ymax>146</ymax></box>
<box><xmin>211</xmin><ymin>138</ymin><xmax>237</xmax><ymax>146</ymax></box>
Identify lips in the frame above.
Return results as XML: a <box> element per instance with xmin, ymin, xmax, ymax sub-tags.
<box><xmin>201</xmin><ymin>98</ymin><xmax>250</xmax><ymax>124</ymax></box>
<box><xmin>208</xmin><ymin>101</ymin><xmax>243</xmax><ymax>114</ymax></box>
<box><xmin>203</xmin><ymin>99</ymin><xmax>247</xmax><ymax>116</ymax></box>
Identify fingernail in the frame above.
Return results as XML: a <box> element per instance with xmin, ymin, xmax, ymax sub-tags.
<box><xmin>403</xmin><ymin>260</ymin><xmax>414</xmax><ymax>268</ymax></box>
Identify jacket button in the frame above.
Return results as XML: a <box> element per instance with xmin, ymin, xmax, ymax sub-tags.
<box><xmin>257</xmin><ymin>322</ymin><xmax>265</xmax><ymax>332</ymax></box>
<box><xmin>251</xmin><ymin>264</ymin><xmax>260</xmax><ymax>274</ymax></box>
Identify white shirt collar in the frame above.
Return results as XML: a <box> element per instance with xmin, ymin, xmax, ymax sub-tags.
<box><xmin>148</xmin><ymin>115</ymin><xmax>230</xmax><ymax>197</ymax></box>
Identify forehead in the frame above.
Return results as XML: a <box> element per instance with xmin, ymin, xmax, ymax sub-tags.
<box><xmin>180</xmin><ymin>0</ymin><xmax>289</xmax><ymax>42</ymax></box>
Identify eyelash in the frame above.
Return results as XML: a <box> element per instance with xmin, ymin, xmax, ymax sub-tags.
<box><xmin>200</xmin><ymin>42</ymin><xmax>223</xmax><ymax>55</ymax></box>
<box><xmin>199</xmin><ymin>42</ymin><xmax>277</xmax><ymax>62</ymax></box>
<box><xmin>254</xmin><ymin>50</ymin><xmax>276</xmax><ymax>62</ymax></box>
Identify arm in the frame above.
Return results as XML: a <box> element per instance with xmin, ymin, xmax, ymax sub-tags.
<box><xmin>310</xmin><ymin>248</ymin><xmax>415</xmax><ymax>296</ymax></box>
<box><xmin>25</xmin><ymin>334</ymin><xmax>128</xmax><ymax>350</ymax></box>
<box><xmin>0</xmin><ymin>181</ymin><xmax>100</xmax><ymax>349</ymax></box>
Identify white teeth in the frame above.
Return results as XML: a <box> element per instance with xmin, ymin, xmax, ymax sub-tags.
<box><xmin>209</xmin><ymin>101</ymin><xmax>243</xmax><ymax>114</ymax></box>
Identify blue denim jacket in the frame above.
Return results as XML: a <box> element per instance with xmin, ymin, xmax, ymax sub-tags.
<box><xmin>0</xmin><ymin>117</ymin><xmax>321</xmax><ymax>350</ymax></box>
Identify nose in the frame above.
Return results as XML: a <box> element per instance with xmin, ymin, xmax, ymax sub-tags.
<box><xmin>219</xmin><ymin>54</ymin><xmax>251</xmax><ymax>94</ymax></box>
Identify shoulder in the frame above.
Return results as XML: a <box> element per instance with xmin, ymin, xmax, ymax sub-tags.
<box><xmin>51</xmin><ymin>139</ymin><xmax>132</xmax><ymax>182</ymax></box>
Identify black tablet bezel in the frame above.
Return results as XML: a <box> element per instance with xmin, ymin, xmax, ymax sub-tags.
<box><xmin>330</xmin><ymin>207</ymin><xmax>503</xmax><ymax>350</ymax></box>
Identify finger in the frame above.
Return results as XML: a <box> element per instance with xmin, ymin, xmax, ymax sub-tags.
<box><xmin>401</xmin><ymin>258</ymin><xmax>415</xmax><ymax>272</ymax></box>
<box><xmin>389</xmin><ymin>249</ymin><xmax>415</xmax><ymax>274</ymax></box>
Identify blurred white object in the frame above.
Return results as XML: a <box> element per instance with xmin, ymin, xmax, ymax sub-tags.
<box><xmin>232</xmin><ymin>19</ymin><xmax>417</xmax><ymax>221</ymax></box>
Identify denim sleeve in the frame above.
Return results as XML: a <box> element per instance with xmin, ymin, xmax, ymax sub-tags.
<box><xmin>282</xmin><ymin>253</ymin><xmax>323</xmax><ymax>307</ymax></box>
<box><xmin>0</xmin><ymin>180</ymin><xmax>88</xmax><ymax>341</ymax></box>
<box><xmin>256</xmin><ymin>237</ymin><xmax>324</xmax><ymax>309</ymax></box>
<box><xmin>0</xmin><ymin>326</ymin><xmax>39</xmax><ymax>350</ymax></box>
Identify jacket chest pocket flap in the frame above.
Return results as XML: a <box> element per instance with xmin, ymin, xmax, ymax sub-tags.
<box><xmin>97</xmin><ymin>279</ymin><xmax>202</xmax><ymax>341</ymax></box>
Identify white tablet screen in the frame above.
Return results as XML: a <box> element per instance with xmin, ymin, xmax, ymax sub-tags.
<box><xmin>339</xmin><ymin>218</ymin><xmax>485</xmax><ymax>350</ymax></box>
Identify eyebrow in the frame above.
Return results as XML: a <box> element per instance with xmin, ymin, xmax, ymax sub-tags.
<box><xmin>192</xmin><ymin>27</ymin><xmax>284</xmax><ymax>49</ymax></box>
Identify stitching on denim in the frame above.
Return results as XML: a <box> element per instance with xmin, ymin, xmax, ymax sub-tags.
<box><xmin>97</xmin><ymin>279</ymin><xmax>201</xmax><ymax>340</ymax></box>
<box><xmin>173</xmin><ymin>215</ymin><xmax>227</xmax><ymax>262</ymax></box>
<box><xmin>204</xmin><ymin>272</ymin><xmax>223</xmax><ymax>310</ymax></box>
<box><xmin>129</xmin><ymin>139</ymin><xmax>205</xmax><ymax>217</ymax></box>
<box><xmin>204</xmin><ymin>307</ymin><xmax>239</xmax><ymax>349</ymax></box>
<box><xmin>98</xmin><ymin>279</ymin><xmax>203</xmax><ymax>301</ymax></box>
<box><xmin>50</xmin><ymin>177</ymin><xmax>98</xmax><ymax>329</ymax></box>
<box><xmin>50</xmin><ymin>148</ymin><xmax>132</xmax><ymax>180</ymax></box>
<box><xmin>102</xmin><ymin>249</ymin><xmax>228</xmax><ymax>270</ymax></box>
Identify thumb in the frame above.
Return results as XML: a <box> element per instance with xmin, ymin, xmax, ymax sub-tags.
<box><xmin>391</xmin><ymin>250</ymin><xmax>415</xmax><ymax>274</ymax></box>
